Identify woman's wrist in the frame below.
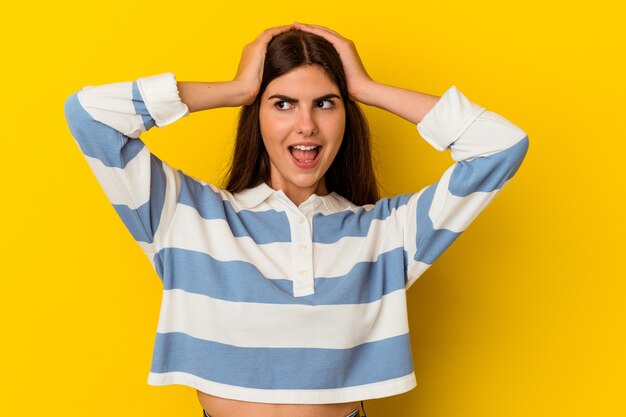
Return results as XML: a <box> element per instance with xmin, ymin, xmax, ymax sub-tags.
<box><xmin>350</xmin><ymin>79</ymin><xmax>383</xmax><ymax>107</ymax></box>
<box><xmin>348</xmin><ymin>79</ymin><xmax>378</xmax><ymax>106</ymax></box>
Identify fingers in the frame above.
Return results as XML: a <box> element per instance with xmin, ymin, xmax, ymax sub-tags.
<box><xmin>293</xmin><ymin>22</ymin><xmax>351</xmax><ymax>46</ymax></box>
<box><xmin>295</xmin><ymin>22</ymin><xmax>342</xmax><ymax>37</ymax></box>
<box><xmin>250</xmin><ymin>23</ymin><xmax>346</xmax><ymax>50</ymax></box>
<box><xmin>292</xmin><ymin>23</ymin><xmax>372</xmax><ymax>102</ymax></box>
<box><xmin>255</xmin><ymin>24</ymin><xmax>296</xmax><ymax>45</ymax></box>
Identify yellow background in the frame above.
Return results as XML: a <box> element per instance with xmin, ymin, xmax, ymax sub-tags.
<box><xmin>1</xmin><ymin>0</ymin><xmax>624</xmax><ymax>416</ymax></box>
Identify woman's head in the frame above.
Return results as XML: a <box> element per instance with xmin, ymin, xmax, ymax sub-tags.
<box><xmin>225</xmin><ymin>29</ymin><xmax>379</xmax><ymax>206</ymax></box>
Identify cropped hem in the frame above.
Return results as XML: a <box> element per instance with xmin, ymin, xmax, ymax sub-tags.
<box><xmin>147</xmin><ymin>371</ymin><xmax>416</xmax><ymax>404</ymax></box>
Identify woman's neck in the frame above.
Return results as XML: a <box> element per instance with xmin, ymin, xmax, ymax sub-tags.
<box><xmin>267</xmin><ymin>179</ymin><xmax>328</xmax><ymax>207</ymax></box>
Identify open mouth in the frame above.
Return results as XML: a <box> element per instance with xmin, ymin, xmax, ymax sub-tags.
<box><xmin>289</xmin><ymin>145</ymin><xmax>321</xmax><ymax>168</ymax></box>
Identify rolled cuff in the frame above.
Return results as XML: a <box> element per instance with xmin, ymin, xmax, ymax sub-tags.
<box><xmin>137</xmin><ymin>72</ymin><xmax>190</xmax><ymax>128</ymax></box>
<box><xmin>416</xmin><ymin>85</ymin><xmax>486</xmax><ymax>151</ymax></box>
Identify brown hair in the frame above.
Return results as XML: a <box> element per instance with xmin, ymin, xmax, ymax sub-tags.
<box><xmin>224</xmin><ymin>29</ymin><xmax>379</xmax><ymax>206</ymax></box>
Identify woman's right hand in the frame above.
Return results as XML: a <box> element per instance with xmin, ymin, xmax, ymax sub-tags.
<box><xmin>233</xmin><ymin>24</ymin><xmax>295</xmax><ymax>105</ymax></box>
<box><xmin>178</xmin><ymin>24</ymin><xmax>294</xmax><ymax>112</ymax></box>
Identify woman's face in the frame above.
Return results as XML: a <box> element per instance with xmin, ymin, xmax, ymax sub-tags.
<box><xmin>259</xmin><ymin>64</ymin><xmax>346</xmax><ymax>205</ymax></box>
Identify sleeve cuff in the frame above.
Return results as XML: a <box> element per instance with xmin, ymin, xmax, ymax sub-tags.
<box><xmin>136</xmin><ymin>72</ymin><xmax>190</xmax><ymax>128</ymax></box>
<box><xmin>416</xmin><ymin>85</ymin><xmax>486</xmax><ymax>151</ymax></box>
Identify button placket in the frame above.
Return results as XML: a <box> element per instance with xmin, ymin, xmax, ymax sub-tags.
<box><xmin>287</xmin><ymin>210</ymin><xmax>314</xmax><ymax>297</ymax></box>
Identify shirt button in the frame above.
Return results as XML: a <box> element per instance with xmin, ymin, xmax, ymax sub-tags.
<box><xmin>299</xmin><ymin>244</ymin><xmax>307</xmax><ymax>251</ymax></box>
<box><xmin>298</xmin><ymin>217</ymin><xmax>305</xmax><ymax>224</ymax></box>
<box><xmin>300</xmin><ymin>269</ymin><xmax>308</xmax><ymax>275</ymax></box>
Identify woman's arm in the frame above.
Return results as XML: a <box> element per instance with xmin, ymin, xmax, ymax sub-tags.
<box><xmin>64</xmin><ymin>24</ymin><xmax>296</xmax><ymax>261</ymax></box>
<box><xmin>295</xmin><ymin>23</ymin><xmax>529</xmax><ymax>289</ymax></box>
<box><xmin>353</xmin><ymin>82</ymin><xmax>441</xmax><ymax>125</ymax></box>
<box><xmin>64</xmin><ymin>73</ymin><xmax>189</xmax><ymax>259</ymax></box>
<box><xmin>177</xmin><ymin>81</ymin><xmax>252</xmax><ymax>112</ymax></box>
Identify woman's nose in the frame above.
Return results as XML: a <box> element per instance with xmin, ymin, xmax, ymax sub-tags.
<box><xmin>295</xmin><ymin>109</ymin><xmax>318</xmax><ymax>137</ymax></box>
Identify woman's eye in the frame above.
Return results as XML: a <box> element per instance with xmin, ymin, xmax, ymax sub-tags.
<box><xmin>316</xmin><ymin>100</ymin><xmax>335</xmax><ymax>109</ymax></box>
<box><xmin>275</xmin><ymin>101</ymin><xmax>294</xmax><ymax>110</ymax></box>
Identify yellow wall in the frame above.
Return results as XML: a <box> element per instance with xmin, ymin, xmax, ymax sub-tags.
<box><xmin>2</xmin><ymin>0</ymin><xmax>624</xmax><ymax>416</ymax></box>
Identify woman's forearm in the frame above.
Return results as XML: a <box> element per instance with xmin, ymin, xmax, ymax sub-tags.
<box><xmin>357</xmin><ymin>81</ymin><xmax>440</xmax><ymax>125</ymax></box>
<box><xmin>177</xmin><ymin>80</ymin><xmax>255</xmax><ymax>113</ymax></box>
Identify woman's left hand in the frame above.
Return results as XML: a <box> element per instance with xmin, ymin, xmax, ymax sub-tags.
<box><xmin>293</xmin><ymin>22</ymin><xmax>375</xmax><ymax>103</ymax></box>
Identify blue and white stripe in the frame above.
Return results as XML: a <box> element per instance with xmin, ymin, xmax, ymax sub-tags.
<box><xmin>64</xmin><ymin>72</ymin><xmax>529</xmax><ymax>404</ymax></box>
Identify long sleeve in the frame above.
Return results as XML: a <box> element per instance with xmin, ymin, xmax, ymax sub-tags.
<box><xmin>401</xmin><ymin>85</ymin><xmax>529</xmax><ymax>288</ymax></box>
<box><xmin>63</xmin><ymin>73</ymin><xmax>190</xmax><ymax>261</ymax></box>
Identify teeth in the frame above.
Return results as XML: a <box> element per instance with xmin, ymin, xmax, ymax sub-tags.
<box><xmin>292</xmin><ymin>145</ymin><xmax>319</xmax><ymax>150</ymax></box>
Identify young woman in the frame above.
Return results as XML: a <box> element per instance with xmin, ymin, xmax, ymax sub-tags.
<box><xmin>64</xmin><ymin>23</ymin><xmax>529</xmax><ymax>417</ymax></box>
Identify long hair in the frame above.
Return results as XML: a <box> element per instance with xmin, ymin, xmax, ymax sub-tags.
<box><xmin>224</xmin><ymin>29</ymin><xmax>379</xmax><ymax>205</ymax></box>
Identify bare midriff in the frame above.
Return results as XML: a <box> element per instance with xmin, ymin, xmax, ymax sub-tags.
<box><xmin>197</xmin><ymin>391</ymin><xmax>360</xmax><ymax>417</ymax></box>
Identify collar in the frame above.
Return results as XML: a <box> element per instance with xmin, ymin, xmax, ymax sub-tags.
<box><xmin>233</xmin><ymin>182</ymin><xmax>353</xmax><ymax>213</ymax></box>
<box><xmin>234</xmin><ymin>182</ymin><xmax>275</xmax><ymax>209</ymax></box>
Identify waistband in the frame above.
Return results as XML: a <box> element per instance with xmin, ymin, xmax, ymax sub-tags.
<box><xmin>202</xmin><ymin>406</ymin><xmax>360</xmax><ymax>417</ymax></box>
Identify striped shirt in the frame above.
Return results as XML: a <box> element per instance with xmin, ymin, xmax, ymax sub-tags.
<box><xmin>63</xmin><ymin>72</ymin><xmax>529</xmax><ymax>404</ymax></box>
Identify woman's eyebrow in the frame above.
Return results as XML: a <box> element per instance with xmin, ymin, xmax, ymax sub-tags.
<box><xmin>267</xmin><ymin>94</ymin><xmax>341</xmax><ymax>102</ymax></box>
